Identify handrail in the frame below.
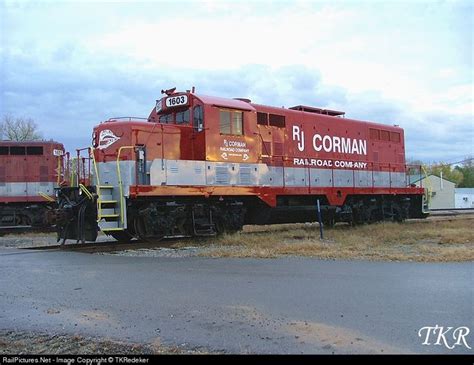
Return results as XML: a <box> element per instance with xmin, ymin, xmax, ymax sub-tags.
<box><xmin>108</xmin><ymin>117</ymin><xmax>148</xmax><ymax>122</ymax></box>
<box><xmin>56</xmin><ymin>155</ymin><xmax>62</xmax><ymax>185</ymax></box>
<box><xmin>69</xmin><ymin>157</ymin><xmax>75</xmax><ymax>187</ymax></box>
<box><xmin>117</xmin><ymin>145</ymin><xmax>136</xmax><ymax>226</ymax></box>
<box><xmin>90</xmin><ymin>147</ymin><xmax>101</xmax><ymax>187</ymax></box>
<box><xmin>274</xmin><ymin>157</ymin><xmax>422</xmax><ymax>191</ymax></box>
<box><xmin>79</xmin><ymin>183</ymin><xmax>93</xmax><ymax>200</ymax></box>
<box><xmin>38</xmin><ymin>192</ymin><xmax>55</xmax><ymax>202</ymax></box>
<box><xmin>89</xmin><ymin>147</ymin><xmax>103</xmax><ymax>220</ymax></box>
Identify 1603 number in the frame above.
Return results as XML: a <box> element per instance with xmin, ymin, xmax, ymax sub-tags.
<box><xmin>166</xmin><ymin>95</ymin><xmax>188</xmax><ymax>108</ymax></box>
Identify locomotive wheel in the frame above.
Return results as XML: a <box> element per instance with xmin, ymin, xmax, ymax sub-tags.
<box><xmin>22</xmin><ymin>215</ymin><xmax>33</xmax><ymax>226</ymax></box>
<box><xmin>133</xmin><ymin>215</ymin><xmax>147</xmax><ymax>240</ymax></box>
<box><xmin>133</xmin><ymin>215</ymin><xmax>165</xmax><ymax>241</ymax></box>
<box><xmin>392</xmin><ymin>203</ymin><xmax>404</xmax><ymax>222</ymax></box>
<box><xmin>13</xmin><ymin>215</ymin><xmax>22</xmax><ymax>226</ymax></box>
<box><xmin>323</xmin><ymin>216</ymin><xmax>336</xmax><ymax>228</ymax></box>
<box><xmin>109</xmin><ymin>231</ymin><xmax>134</xmax><ymax>243</ymax></box>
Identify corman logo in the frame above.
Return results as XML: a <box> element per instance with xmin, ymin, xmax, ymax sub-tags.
<box><xmin>292</xmin><ymin>125</ymin><xmax>367</xmax><ymax>155</ymax></box>
<box><xmin>98</xmin><ymin>129</ymin><xmax>120</xmax><ymax>150</ymax></box>
<box><xmin>418</xmin><ymin>325</ymin><xmax>472</xmax><ymax>350</ymax></box>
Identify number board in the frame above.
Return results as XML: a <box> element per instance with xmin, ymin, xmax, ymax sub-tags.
<box><xmin>165</xmin><ymin>95</ymin><xmax>188</xmax><ymax>108</ymax></box>
<box><xmin>155</xmin><ymin>98</ymin><xmax>163</xmax><ymax>113</ymax></box>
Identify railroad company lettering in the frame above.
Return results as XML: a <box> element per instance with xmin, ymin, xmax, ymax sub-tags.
<box><xmin>220</xmin><ymin>139</ymin><xmax>250</xmax><ymax>160</ymax></box>
<box><xmin>292</xmin><ymin>125</ymin><xmax>367</xmax><ymax>155</ymax></box>
<box><xmin>293</xmin><ymin>158</ymin><xmax>367</xmax><ymax>169</ymax></box>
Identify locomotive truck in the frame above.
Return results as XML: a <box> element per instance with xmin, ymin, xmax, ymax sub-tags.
<box><xmin>55</xmin><ymin>88</ymin><xmax>428</xmax><ymax>243</ymax></box>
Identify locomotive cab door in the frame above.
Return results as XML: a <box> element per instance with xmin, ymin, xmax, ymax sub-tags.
<box><xmin>135</xmin><ymin>145</ymin><xmax>148</xmax><ymax>185</ymax></box>
<box><xmin>192</xmin><ymin>103</ymin><xmax>206</xmax><ymax>160</ymax></box>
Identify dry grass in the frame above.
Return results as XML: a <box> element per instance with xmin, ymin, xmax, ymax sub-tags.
<box><xmin>186</xmin><ymin>217</ymin><xmax>474</xmax><ymax>262</ymax></box>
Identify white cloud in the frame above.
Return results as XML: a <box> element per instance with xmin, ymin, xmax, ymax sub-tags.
<box><xmin>80</xmin><ymin>1</ymin><xmax>471</xmax><ymax>117</ymax></box>
<box><xmin>0</xmin><ymin>0</ymin><xmax>472</xmax><ymax>161</ymax></box>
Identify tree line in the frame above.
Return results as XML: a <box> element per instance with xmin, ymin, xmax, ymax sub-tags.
<box><xmin>425</xmin><ymin>160</ymin><xmax>474</xmax><ymax>188</ymax></box>
<box><xmin>0</xmin><ymin>115</ymin><xmax>42</xmax><ymax>141</ymax></box>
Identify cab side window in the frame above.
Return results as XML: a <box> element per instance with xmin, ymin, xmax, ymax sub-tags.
<box><xmin>175</xmin><ymin>109</ymin><xmax>190</xmax><ymax>124</ymax></box>
<box><xmin>219</xmin><ymin>109</ymin><xmax>243</xmax><ymax>135</ymax></box>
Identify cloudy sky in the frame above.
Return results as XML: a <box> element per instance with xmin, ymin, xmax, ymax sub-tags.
<box><xmin>1</xmin><ymin>0</ymin><xmax>472</xmax><ymax>162</ymax></box>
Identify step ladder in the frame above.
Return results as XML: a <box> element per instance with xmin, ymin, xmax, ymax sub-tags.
<box><xmin>191</xmin><ymin>210</ymin><xmax>217</xmax><ymax>236</ymax></box>
<box><xmin>97</xmin><ymin>185</ymin><xmax>125</xmax><ymax>233</ymax></box>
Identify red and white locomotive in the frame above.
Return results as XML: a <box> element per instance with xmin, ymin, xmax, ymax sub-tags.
<box><xmin>0</xmin><ymin>140</ymin><xmax>66</xmax><ymax>227</ymax></box>
<box><xmin>56</xmin><ymin>88</ymin><xmax>427</xmax><ymax>242</ymax></box>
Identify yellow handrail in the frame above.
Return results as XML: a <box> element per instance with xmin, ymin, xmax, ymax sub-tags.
<box><xmin>89</xmin><ymin>147</ymin><xmax>103</xmax><ymax>221</ymax></box>
<box><xmin>57</xmin><ymin>155</ymin><xmax>61</xmax><ymax>185</ymax></box>
<box><xmin>79</xmin><ymin>183</ymin><xmax>93</xmax><ymax>200</ymax></box>
<box><xmin>117</xmin><ymin>145</ymin><xmax>135</xmax><ymax>226</ymax></box>
<box><xmin>69</xmin><ymin>158</ymin><xmax>74</xmax><ymax>187</ymax></box>
<box><xmin>90</xmin><ymin>147</ymin><xmax>101</xmax><ymax>187</ymax></box>
<box><xmin>38</xmin><ymin>192</ymin><xmax>55</xmax><ymax>202</ymax></box>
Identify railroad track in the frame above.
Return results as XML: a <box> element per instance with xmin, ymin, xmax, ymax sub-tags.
<box><xmin>16</xmin><ymin>213</ymin><xmax>474</xmax><ymax>254</ymax></box>
<box><xmin>21</xmin><ymin>236</ymin><xmax>190</xmax><ymax>253</ymax></box>
<box><xmin>427</xmin><ymin>208</ymin><xmax>474</xmax><ymax>217</ymax></box>
<box><xmin>0</xmin><ymin>225</ymin><xmax>56</xmax><ymax>236</ymax></box>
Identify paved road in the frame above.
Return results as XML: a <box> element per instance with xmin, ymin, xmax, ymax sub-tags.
<box><xmin>0</xmin><ymin>248</ymin><xmax>472</xmax><ymax>354</ymax></box>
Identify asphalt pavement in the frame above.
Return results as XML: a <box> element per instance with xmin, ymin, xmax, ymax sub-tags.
<box><xmin>0</xmin><ymin>247</ymin><xmax>472</xmax><ymax>354</ymax></box>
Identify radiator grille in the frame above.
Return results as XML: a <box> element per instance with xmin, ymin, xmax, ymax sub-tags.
<box><xmin>215</xmin><ymin>166</ymin><xmax>229</xmax><ymax>184</ymax></box>
<box><xmin>239</xmin><ymin>166</ymin><xmax>251</xmax><ymax>185</ymax></box>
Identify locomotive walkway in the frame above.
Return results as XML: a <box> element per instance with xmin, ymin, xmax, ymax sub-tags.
<box><xmin>0</xmin><ymin>248</ymin><xmax>472</xmax><ymax>354</ymax></box>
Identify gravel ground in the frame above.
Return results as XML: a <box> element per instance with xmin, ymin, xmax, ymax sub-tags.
<box><xmin>0</xmin><ymin>232</ymin><xmax>207</xmax><ymax>258</ymax></box>
<box><xmin>0</xmin><ymin>232</ymin><xmax>115</xmax><ymax>249</ymax></box>
<box><xmin>103</xmin><ymin>246</ymin><xmax>207</xmax><ymax>258</ymax></box>
<box><xmin>0</xmin><ymin>330</ymin><xmax>212</xmax><ymax>354</ymax></box>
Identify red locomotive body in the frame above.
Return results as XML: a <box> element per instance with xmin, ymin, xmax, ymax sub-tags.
<box><xmin>0</xmin><ymin>140</ymin><xmax>66</xmax><ymax>227</ymax></box>
<box><xmin>56</xmin><ymin>89</ymin><xmax>427</xmax><ymax>242</ymax></box>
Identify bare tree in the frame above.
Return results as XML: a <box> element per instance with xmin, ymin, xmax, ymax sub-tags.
<box><xmin>1</xmin><ymin>115</ymin><xmax>42</xmax><ymax>141</ymax></box>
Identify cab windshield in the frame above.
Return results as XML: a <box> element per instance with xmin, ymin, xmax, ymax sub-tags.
<box><xmin>158</xmin><ymin>108</ymin><xmax>190</xmax><ymax>125</ymax></box>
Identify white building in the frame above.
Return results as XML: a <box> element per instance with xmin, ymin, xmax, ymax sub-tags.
<box><xmin>455</xmin><ymin>188</ymin><xmax>474</xmax><ymax>209</ymax></box>
<box><xmin>411</xmin><ymin>174</ymin><xmax>455</xmax><ymax>210</ymax></box>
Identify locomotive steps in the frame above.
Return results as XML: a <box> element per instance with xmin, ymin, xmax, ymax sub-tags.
<box><xmin>96</xmin><ymin>185</ymin><xmax>124</xmax><ymax>232</ymax></box>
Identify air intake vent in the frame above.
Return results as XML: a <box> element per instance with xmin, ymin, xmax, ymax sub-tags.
<box><xmin>215</xmin><ymin>166</ymin><xmax>229</xmax><ymax>184</ymax></box>
<box><xmin>239</xmin><ymin>167</ymin><xmax>251</xmax><ymax>185</ymax></box>
<box><xmin>273</xmin><ymin>142</ymin><xmax>284</xmax><ymax>156</ymax></box>
<box><xmin>262</xmin><ymin>141</ymin><xmax>271</xmax><ymax>156</ymax></box>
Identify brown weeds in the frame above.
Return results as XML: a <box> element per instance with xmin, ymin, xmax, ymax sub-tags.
<box><xmin>196</xmin><ymin>218</ymin><xmax>474</xmax><ymax>262</ymax></box>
